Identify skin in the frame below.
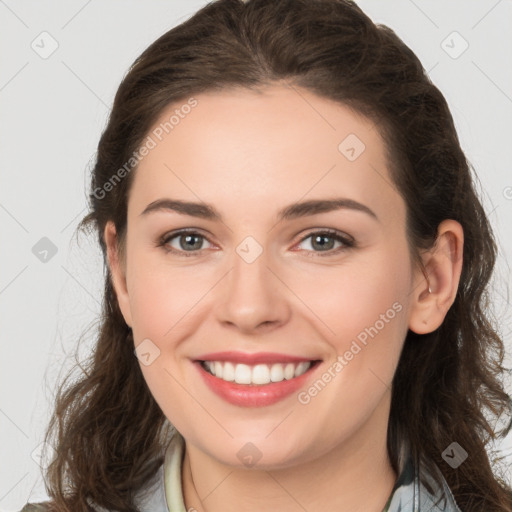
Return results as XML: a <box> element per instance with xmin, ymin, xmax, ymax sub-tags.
<box><xmin>104</xmin><ymin>83</ymin><xmax>464</xmax><ymax>512</ymax></box>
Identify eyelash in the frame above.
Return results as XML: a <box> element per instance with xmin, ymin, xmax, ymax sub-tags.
<box><xmin>156</xmin><ymin>228</ymin><xmax>356</xmax><ymax>258</ymax></box>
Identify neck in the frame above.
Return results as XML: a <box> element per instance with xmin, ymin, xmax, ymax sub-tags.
<box><xmin>181</xmin><ymin>395</ymin><xmax>397</xmax><ymax>512</ymax></box>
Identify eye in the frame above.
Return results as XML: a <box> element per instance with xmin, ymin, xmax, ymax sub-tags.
<box><xmin>157</xmin><ymin>228</ymin><xmax>355</xmax><ymax>258</ymax></box>
<box><xmin>294</xmin><ymin>229</ymin><xmax>355</xmax><ymax>257</ymax></box>
<box><xmin>157</xmin><ymin>229</ymin><xmax>214</xmax><ymax>257</ymax></box>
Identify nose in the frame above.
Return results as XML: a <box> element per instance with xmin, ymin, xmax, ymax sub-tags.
<box><xmin>215</xmin><ymin>246</ymin><xmax>291</xmax><ymax>334</ymax></box>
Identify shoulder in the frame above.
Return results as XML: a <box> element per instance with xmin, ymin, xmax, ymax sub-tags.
<box><xmin>385</xmin><ymin>451</ymin><xmax>463</xmax><ymax>512</ymax></box>
<box><xmin>18</xmin><ymin>503</ymin><xmax>53</xmax><ymax>512</ymax></box>
<box><xmin>17</xmin><ymin>463</ymin><xmax>167</xmax><ymax>512</ymax></box>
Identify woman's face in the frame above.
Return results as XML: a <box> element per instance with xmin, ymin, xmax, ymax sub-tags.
<box><xmin>107</xmin><ymin>84</ymin><xmax>424</xmax><ymax>469</ymax></box>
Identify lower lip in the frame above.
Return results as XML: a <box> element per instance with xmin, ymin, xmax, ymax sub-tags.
<box><xmin>194</xmin><ymin>361</ymin><xmax>321</xmax><ymax>407</ymax></box>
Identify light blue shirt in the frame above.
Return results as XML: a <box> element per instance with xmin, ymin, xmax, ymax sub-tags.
<box><xmin>20</xmin><ymin>432</ymin><xmax>463</xmax><ymax>512</ymax></box>
<box><xmin>128</xmin><ymin>432</ymin><xmax>463</xmax><ymax>512</ymax></box>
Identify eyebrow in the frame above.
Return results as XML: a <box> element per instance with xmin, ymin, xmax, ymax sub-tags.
<box><xmin>139</xmin><ymin>197</ymin><xmax>379</xmax><ymax>222</ymax></box>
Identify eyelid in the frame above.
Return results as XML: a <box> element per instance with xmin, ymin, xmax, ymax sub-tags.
<box><xmin>291</xmin><ymin>228</ymin><xmax>355</xmax><ymax>257</ymax></box>
<box><xmin>158</xmin><ymin>227</ymin><xmax>355</xmax><ymax>257</ymax></box>
<box><xmin>157</xmin><ymin>228</ymin><xmax>215</xmax><ymax>256</ymax></box>
<box><xmin>295</xmin><ymin>228</ymin><xmax>354</xmax><ymax>246</ymax></box>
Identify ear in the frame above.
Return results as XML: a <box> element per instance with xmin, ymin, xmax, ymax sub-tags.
<box><xmin>104</xmin><ymin>220</ymin><xmax>133</xmax><ymax>328</ymax></box>
<box><xmin>408</xmin><ymin>219</ymin><xmax>464</xmax><ymax>335</ymax></box>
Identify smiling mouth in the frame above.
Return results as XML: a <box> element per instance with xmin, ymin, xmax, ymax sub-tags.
<box><xmin>198</xmin><ymin>359</ymin><xmax>321</xmax><ymax>386</ymax></box>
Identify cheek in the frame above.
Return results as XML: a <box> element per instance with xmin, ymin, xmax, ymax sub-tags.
<box><xmin>298</xmin><ymin>245</ymin><xmax>410</xmax><ymax>372</ymax></box>
<box><xmin>127</xmin><ymin>253</ymin><xmax>206</xmax><ymax>339</ymax></box>
<box><xmin>292</xmin><ymin>251</ymin><xmax>409</xmax><ymax>437</ymax></box>
<box><xmin>127</xmin><ymin>257</ymin><xmax>204</xmax><ymax>430</ymax></box>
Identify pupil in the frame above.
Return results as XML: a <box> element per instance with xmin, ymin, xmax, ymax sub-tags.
<box><xmin>313</xmin><ymin>234</ymin><xmax>333</xmax><ymax>251</ymax></box>
<box><xmin>181</xmin><ymin>234</ymin><xmax>202</xmax><ymax>251</ymax></box>
<box><xmin>177</xmin><ymin>234</ymin><xmax>334</xmax><ymax>252</ymax></box>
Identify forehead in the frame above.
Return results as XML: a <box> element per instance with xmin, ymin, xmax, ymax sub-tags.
<box><xmin>128</xmin><ymin>84</ymin><xmax>404</xmax><ymax>225</ymax></box>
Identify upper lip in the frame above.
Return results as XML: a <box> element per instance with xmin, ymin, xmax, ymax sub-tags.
<box><xmin>194</xmin><ymin>351</ymin><xmax>321</xmax><ymax>365</ymax></box>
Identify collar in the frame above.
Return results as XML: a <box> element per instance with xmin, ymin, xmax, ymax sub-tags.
<box><xmin>164</xmin><ymin>431</ymin><xmax>187</xmax><ymax>512</ymax></box>
<box><xmin>162</xmin><ymin>432</ymin><xmax>462</xmax><ymax>512</ymax></box>
<box><xmin>382</xmin><ymin>444</ymin><xmax>463</xmax><ymax>512</ymax></box>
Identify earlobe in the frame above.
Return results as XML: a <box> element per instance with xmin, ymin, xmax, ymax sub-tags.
<box><xmin>104</xmin><ymin>221</ymin><xmax>133</xmax><ymax>328</ymax></box>
<box><xmin>408</xmin><ymin>219</ymin><xmax>464</xmax><ymax>335</ymax></box>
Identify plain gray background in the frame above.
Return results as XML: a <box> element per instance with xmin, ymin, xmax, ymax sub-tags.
<box><xmin>1</xmin><ymin>0</ymin><xmax>511</xmax><ymax>509</ymax></box>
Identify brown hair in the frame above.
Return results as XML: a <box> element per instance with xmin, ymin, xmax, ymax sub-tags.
<box><xmin>36</xmin><ymin>0</ymin><xmax>512</xmax><ymax>510</ymax></box>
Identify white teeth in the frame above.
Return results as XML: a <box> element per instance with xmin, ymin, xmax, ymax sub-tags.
<box><xmin>252</xmin><ymin>364</ymin><xmax>271</xmax><ymax>385</ymax></box>
<box><xmin>284</xmin><ymin>363</ymin><xmax>295</xmax><ymax>380</ymax></box>
<box><xmin>295</xmin><ymin>362</ymin><xmax>310</xmax><ymax>377</ymax></box>
<box><xmin>202</xmin><ymin>360</ymin><xmax>313</xmax><ymax>385</ymax></box>
<box><xmin>270</xmin><ymin>363</ymin><xmax>284</xmax><ymax>382</ymax></box>
<box><xmin>234</xmin><ymin>363</ymin><xmax>252</xmax><ymax>384</ymax></box>
<box><xmin>223</xmin><ymin>361</ymin><xmax>235</xmax><ymax>382</ymax></box>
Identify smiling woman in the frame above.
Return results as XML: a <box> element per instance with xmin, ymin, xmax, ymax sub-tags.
<box><xmin>20</xmin><ymin>0</ymin><xmax>512</xmax><ymax>511</ymax></box>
